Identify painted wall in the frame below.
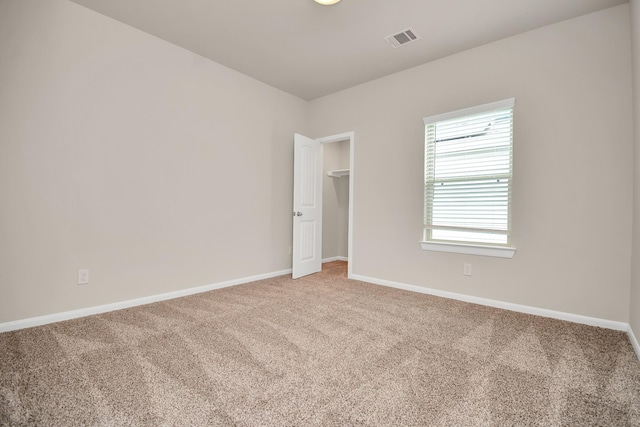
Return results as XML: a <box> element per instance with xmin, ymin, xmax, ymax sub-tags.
<box><xmin>322</xmin><ymin>140</ymin><xmax>349</xmax><ymax>260</ymax></box>
<box><xmin>0</xmin><ymin>0</ymin><xmax>308</xmax><ymax>322</ymax></box>
<box><xmin>310</xmin><ymin>5</ymin><xmax>634</xmax><ymax>322</ymax></box>
<box><xmin>630</xmin><ymin>0</ymin><xmax>640</xmax><ymax>339</ymax></box>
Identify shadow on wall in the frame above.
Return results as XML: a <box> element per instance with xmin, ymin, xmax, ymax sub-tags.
<box><xmin>323</xmin><ymin>139</ymin><xmax>350</xmax><ymax>260</ymax></box>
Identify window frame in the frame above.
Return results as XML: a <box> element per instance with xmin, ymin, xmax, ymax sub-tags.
<box><xmin>420</xmin><ymin>99</ymin><xmax>516</xmax><ymax>259</ymax></box>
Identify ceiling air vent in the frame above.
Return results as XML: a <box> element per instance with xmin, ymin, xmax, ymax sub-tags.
<box><xmin>384</xmin><ymin>28</ymin><xmax>420</xmax><ymax>48</ymax></box>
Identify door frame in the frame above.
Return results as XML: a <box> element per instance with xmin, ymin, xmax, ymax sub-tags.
<box><xmin>316</xmin><ymin>131</ymin><xmax>355</xmax><ymax>279</ymax></box>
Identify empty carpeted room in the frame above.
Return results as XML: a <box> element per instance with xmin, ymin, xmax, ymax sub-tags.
<box><xmin>2</xmin><ymin>0</ymin><xmax>640</xmax><ymax>425</ymax></box>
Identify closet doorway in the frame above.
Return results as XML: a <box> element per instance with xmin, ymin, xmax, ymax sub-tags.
<box><xmin>292</xmin><ymin>132</ymin><xmax>354</xmax><ymax>279</ymax></box>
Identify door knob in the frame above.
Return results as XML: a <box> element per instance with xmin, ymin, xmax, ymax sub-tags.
<box><xmin>295</xmin><ymin>211</ymin><xmax>303</xmax><ymax>216</ymax></box>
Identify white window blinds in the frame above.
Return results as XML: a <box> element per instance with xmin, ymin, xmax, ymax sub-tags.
<box><xmin>423</xmin><ymin>99</ymin><xmax>514</xmax><ymax>246</ymax></box>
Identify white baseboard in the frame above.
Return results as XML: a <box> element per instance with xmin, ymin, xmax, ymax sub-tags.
<box><xmin>628</xmin><ymin>326</ymin><xmax>640</xmax><ymax>360</ymax></box>
<box><xmin>323</xmin><ymin>256</ymin><xmax>348</xmax><ymax>263</ymax></box>
<box><xmin>0</xmin><ymin>268</ymin><xmax>292</xmax><ymax>333</ymax></box>
<box><xmin>4</xmin><ymin>267</ymin><xmax>637</xmax><ymax>363</ymax></box>
<box><xmin>350</xmin><ymin>274</ymin><xmax>629</xmax><ymax>332</ymax></box>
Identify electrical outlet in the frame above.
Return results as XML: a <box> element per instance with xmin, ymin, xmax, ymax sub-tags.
<box><xmin>78</xmin><ymin>269</ymin><xmax>89</xmax><ymax>285</ymax></box>
<box><xmin>463</xmin><ymin>263</ymin><xmax>472</xmax><ymax>276</ymax></box>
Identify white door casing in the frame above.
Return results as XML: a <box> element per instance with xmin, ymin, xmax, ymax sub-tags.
<box><xmin>292</xmin><ymin>134</ymin><xmax>323</xmax><ymax>279</ymax></box>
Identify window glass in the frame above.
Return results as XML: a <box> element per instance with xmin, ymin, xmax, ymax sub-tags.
<box><xmin>424</xmin><ymin>99</ymin><xmax>514</xmax><ymax>247</ymax></box>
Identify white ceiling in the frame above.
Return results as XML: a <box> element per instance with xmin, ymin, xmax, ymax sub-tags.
<box><xmin>70</xmin><ymin>0</ymin><xmax>627</xmax><ymax>100</ymax></box>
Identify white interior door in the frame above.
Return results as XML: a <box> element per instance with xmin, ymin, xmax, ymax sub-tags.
<box><xmin>292</xmin><ymin>133</ymin><xmax>323</xmax><ymax>279</ymax></box>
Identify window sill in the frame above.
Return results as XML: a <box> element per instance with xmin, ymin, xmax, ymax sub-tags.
<box><xmin>420</xmin><ymin>241</ymin><xmax>516</xmax><ymax>258</ymax></box>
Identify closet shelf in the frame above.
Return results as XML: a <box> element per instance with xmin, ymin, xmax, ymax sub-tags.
<box><xmin>327</xmin><ymin>169</ymin><xmax>350</xmax><ymax>178</ymax></box>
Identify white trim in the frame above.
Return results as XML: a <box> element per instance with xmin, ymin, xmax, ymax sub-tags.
<box><xmin>423</xmin><ymin>98</ymin><xmax>515</xmax><ymax>124</ymax></box>
<box><xmin>420</xmin><ymin>241</ymin><xmax>516</xmax><ymax>258</ymax></box>
<box><xmin>629</xmin><ymin>326</ymin><xmax>640</xmax><ymax>361</ymax></box>
<box><xmin>316</xmin><ymin>132</ymin><xmax>353</xmax><ymax>145</ymax></box>
<box><xmin>3</xmin><ymin>267</ymin><xmax>636</xmax><ymax>360</ymax></box>
<box><xmin>323</xmin><ymin>256</ymin><xmax>348</xmax><ymax>263</ymax></box>
<box><xmin>0</xmin><ymin>268</ymin><xmax>292</xmax><ymax>333</ymax></box>
<box><xmin>350</xmin><ymin>274</ymin><xmax>628</xmax><ymax>331</ymax></box>
<box><xmin>347</xmin><ymin>132</ymin><xmax>354</xmax><ymax>279</ymax></box>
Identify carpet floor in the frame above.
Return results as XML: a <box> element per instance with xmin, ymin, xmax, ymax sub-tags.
<box><xmin>1</xmin><ymin>261</ymin><xmax>639</xmax><ymax>426</ymax></box>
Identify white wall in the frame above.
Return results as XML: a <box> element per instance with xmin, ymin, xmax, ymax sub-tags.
<box><xmin>311</xmin><ymin>5</ymin><xmax>634</xmax><ymax>322</ymax></box>
<box><xmin>630</xmin><ymin>0</ymin><xmax>640</xmax><ymax>338</ymax></box>
<box><xmin>0</xmin><ymin>0</ymin><xmax>308</xmax><ymax>323</ymax></box>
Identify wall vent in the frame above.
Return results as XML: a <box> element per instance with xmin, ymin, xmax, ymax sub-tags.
<box><xmin>384</xmin><ymin>28</ymin><xmax>420</xmax><ymax>48</ymax></box>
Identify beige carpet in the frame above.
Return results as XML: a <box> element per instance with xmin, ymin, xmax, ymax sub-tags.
<box><xmin>1</xmin><ymin>261</ymin><xmax>639</xmax><ymax>426</ymax></box>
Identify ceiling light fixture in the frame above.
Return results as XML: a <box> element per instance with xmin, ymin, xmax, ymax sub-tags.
<box><xmin>314</xmin><ymin>0</ymin><xmax>341</xmax><ymax>5</ymax></box>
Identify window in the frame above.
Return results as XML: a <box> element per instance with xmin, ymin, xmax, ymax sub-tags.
<box><xmin>421</xmin><ymin>99</ymin><xmax>515</xmax><ymax>258</ymax></box>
